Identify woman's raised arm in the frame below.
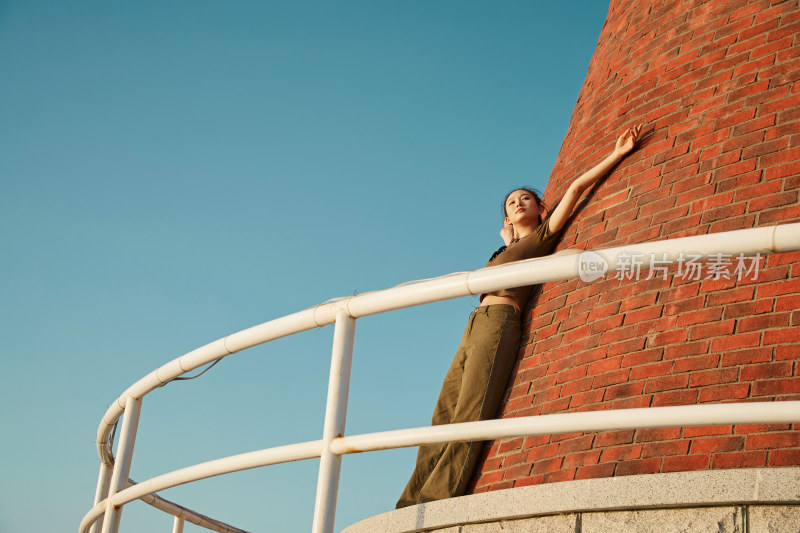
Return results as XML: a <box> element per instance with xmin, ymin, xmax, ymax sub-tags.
<box><xmin>547</xmin><ymin>124</ymin><xmax>643</xmax><ymax>234</ymax></box>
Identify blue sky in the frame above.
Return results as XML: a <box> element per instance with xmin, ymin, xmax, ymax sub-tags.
<box><xmin>0</xmin><ymin>1</ymin><xmax>610</xmax><ymax>531</ymax></box>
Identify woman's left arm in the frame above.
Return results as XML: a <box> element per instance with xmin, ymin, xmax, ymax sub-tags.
<box><xmin>548</xmin><ymin>124</ymin><xmax>644</xmax><ymax>234</ymax></box>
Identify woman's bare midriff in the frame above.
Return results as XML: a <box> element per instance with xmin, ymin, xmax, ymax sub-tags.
<box><xmin>479</xmin><ymin>294</ymin><xmax>520</xmax><ymax>311</ymax></box>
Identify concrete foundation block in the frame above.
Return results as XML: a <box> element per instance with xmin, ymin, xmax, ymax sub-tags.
<box><xmin>433</xmin><ymin>514</ymin><xmax>577</xmax><ymax>533</ymax></box>
<box><xmin>581</xmin><ymin>506</ymin><xmax>744</xmax><ymax>533</ymax></box>
<box><xmin>749</xmin><ymin>505</ymin><xmax>800</xmax><ymax>533</ymax></box>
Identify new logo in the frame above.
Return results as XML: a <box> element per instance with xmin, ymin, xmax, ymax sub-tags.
<box><xmin>578</xmin><ymin>251</ymin><xmax>609</xmax><ymax>282</ymax></box>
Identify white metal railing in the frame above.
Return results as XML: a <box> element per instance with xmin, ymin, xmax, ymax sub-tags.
<box><xmin>81</xmin><ymin>223</ymin><xmax>800</xmax><ymax>533</ymax></box>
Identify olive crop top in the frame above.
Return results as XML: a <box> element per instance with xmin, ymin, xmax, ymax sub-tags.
<box><xmin>480</xmin><ymin>213</ymin><xmax>563</xmax><ymax>308</ymax></box>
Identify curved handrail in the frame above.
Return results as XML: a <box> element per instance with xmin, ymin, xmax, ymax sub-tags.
<box><xmin>84</xmin><ymin>222</ymin><xmax>800</xmax><ymax>532</ymax></box>
<box><xmin>95</xmin><ymin>223</ymin><xmax>799</xmax><ymax>463</ymax></box>
<box><xmin>83</xmin><ymin>401</ymin><xmax>800</xmax><ymax>533</ymax></box>
<box><xmin>81</xmin><ymin>480</ymin><xmax>250</xmax><ymax>533</ymax></box>
<box><xmin>81</xmin><ymin>441</ymin><xmax>322</xmax><ymax>533</ymax></box>
<box><xmin>139</xmin><ymin>489</ymin><xmax>248</xmax><ymax>533</ymax></box>
<box><xmin>328</xmin><ymin>401</ymin><xmax>800</xmax><ymax>454</ymax></box>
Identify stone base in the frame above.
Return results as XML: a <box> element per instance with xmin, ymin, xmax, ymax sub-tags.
<box><xmin>342</xmin><ymin>468</ymin><xmax>800</xmax><ymax>533</ymax></box>
<box><xmin>427</xmin><ymin>506</ymin><xmax>798</xmax><ymax>533</ymax></box>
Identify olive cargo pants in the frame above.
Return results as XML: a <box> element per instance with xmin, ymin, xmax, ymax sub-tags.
<box><xmin>396</xmin><ymin>304</ymin><xmax>522</xmax><ymax>508</ymax></box>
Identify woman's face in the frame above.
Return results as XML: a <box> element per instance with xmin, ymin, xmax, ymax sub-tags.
<box><xmin>504</xmin><ymin>189</ymin><xmax>541</xmax><ymax>226</ymax></box>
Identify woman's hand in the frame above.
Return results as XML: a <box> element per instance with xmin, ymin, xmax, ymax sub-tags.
<box><xmin>500</xmin><ymin>218</ymin><xmax>515</xmax><ymax>245</ymax></box>
<box><xmin>548</xmin><ymin>122</ymin><xmax>646</xmax><ymax>235</ymax></box>
<box><xmin>614</xmin><ymin>123</ymin><xmax>644</xmax><ymax>157</ymax></box>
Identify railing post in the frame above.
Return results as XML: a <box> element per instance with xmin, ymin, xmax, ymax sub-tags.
<box><xmin>311</xmin><ymin>310</ymin><xmax>356</xmax><ymax>533</ymax></box>
<box><xmin>90</xmin><ymin>462</ymin><xmax>113</xmax><ymax>533</ymax></box>
<box><xmin>172</xmin><ymin>516</ymin><xmax>185</xmax><ymax>533</ymax></box>
<box><xmin>101</xmin><ymin>395</ymin><xmax>143</xmax><ymax>533</ymax></box>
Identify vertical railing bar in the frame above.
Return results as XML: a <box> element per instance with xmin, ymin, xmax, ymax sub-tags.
<box><xmin>101</xmin><ymin>395</ymin><xmax>143</xmax><ymax>533</ymax></box>
<box><xmin>172</xmin><ymin>515</ymin><xmax>185</xmax><ymax>533</ymax></box>
<box><xmin>311</xmin><ymin>310</ymin><xmax>356</xmax><ymax>533</ymax></box>
<box><xmin>90</xmin><ymin>462</ymin><xmax>113</xmax><ymax>533</ymax></box>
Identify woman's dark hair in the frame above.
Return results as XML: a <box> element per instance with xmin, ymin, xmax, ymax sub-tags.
<box><xmin>502</xmin><ymin>187</ymin><xmax>548</xmax><ymax>224</ymax></box>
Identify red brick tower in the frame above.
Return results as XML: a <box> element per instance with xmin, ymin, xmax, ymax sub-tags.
<box><xmin>471</xmin><ymin>0</ymin><xmax>800</xmax><ymax>493</ymax></box>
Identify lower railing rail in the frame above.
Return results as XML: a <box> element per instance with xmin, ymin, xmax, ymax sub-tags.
<box><xmin>81</xmin><ymin>223</ymin><xmax>800</xmax><ymax>533</ymax></box>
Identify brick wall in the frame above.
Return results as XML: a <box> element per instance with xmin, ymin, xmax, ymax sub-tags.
<box><xmin>470</xmin><ymin>0</ymin><xmax>800</xmax><ymax>493</ymax></box>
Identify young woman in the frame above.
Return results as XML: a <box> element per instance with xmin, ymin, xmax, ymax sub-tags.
<box><xmin>396</xmin><ymin>124</ymin><xmax>644</xmax><ymax>509</ymax></box>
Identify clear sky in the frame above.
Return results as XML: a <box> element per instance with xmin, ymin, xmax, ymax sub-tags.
<box><xmin>0</xmin><ymin>1</ymin><xmax>610</xmax><ymax>531</ymax></box>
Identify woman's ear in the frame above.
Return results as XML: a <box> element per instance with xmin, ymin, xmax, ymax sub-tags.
<box><xmin>504</xmin><ymin>216</ymin><xmax>511</xmax><ymax>225</ymax></box>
